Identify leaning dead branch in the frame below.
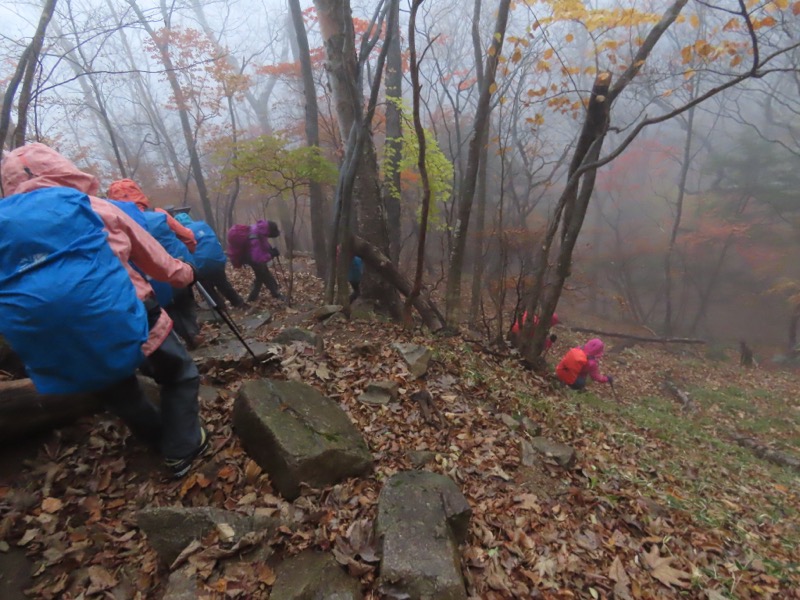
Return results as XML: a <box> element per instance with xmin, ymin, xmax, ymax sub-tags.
<box><xmin>571</xmin><ymin>327</ymin><xmax>706</xmax><ymax>345</ymax></box>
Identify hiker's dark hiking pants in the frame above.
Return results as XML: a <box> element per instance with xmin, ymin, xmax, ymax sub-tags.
<box><xmin>104</xmin><ymin>330</ymin><xmax>202</xmax><ymax>461</ymax></box>
<box><xmin>199</xmin><ymin>263</ymin><xmax>245</xmax><ymax>309</ymax></box>
<box><xmin>165</xmin><ymin>287</ymin><xmax>201</xmax><ymax>346</ymax></box>
<box><xmin>246</xmin><ymin>261</ymin><xmax>281</xmax><ymax>301</ymax></box>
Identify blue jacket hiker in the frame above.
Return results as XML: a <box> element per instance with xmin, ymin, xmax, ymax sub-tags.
<box><xmin>0</xmin><ymin>143</ymin><xmax>208</xmax><ymax>478</ymax></box>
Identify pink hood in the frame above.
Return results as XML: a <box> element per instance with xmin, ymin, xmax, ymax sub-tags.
<box><xmin>583</xmin><ymin>338</ymin><xmax>604</xmax><ymax>358</ymax></box>
<box><xmin>2</xmin><ymin>142</ymin><xmax>100</xmax><ymax>197</ymax></box>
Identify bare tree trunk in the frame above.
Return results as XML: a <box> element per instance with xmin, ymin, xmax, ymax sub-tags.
<box><xmin>126</xmin><ymin>0</ymin><xmax>217</xmax><ymax>233</ymax></box>
<box><xmin>520</xmin><ymin>0</ymin><xmax>689</xmax><ymax>362</ymax></box>
<box><xmin>520</xmin><ymin>73</ymin><xmax>612</xmax><ymax>360</ymax></box>
<box><xmin>663</xmin><ymin>105</ymin><xmax>696</xmax><ymax>336</ymax></box>
<box><xmin>444</xmin><ymin>0</ymin><xmax>511</xmax><ymax>326</ymax></box>
<box><xmin>10</xmin><ymin>0</ymin><xmax>59</xmax><ymax>150</ymax></box>
<box><xmin>404</xmin><ymin>0</ymin><xmax>434</xmax><ymax>324</ymax></box>
<box><xmin>288</xmin><ymin>0</ymin><xmax>329</xmax><ymax>279</ymax></box>
<box><xmin>107</xmin><ymin>0</ymin><xmax>185</xmax><ymax>182</ymax></box>
<box><xmin>382</xmin><ymin>0</ymin><xmax>403</xmax><ymax>264</ymax></box>
<box><xmin>0</xmin><ymin>45</ymin><xmax>32</xmax><ymax>160</ymax></box>
<box><xmin>467</xmin><ymin>0</ymin><xmax>488</xmax><ymax>327</ymax></box>
<box><xmin>314</xmin><ymin>0</ymin><xmax>400</xmax><ymax>315</ymax></box>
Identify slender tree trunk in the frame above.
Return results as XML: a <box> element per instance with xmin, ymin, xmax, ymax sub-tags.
<box><xmin>288</xmin><ymin>0</ymin><xmax>329</xmax><ymax>279</ymax></box>
<box><xmin>126</xmin><ymin>0</ymin><xmax>217</xmax><ymax>233</ymax></box>
<box><xmin>10</xmin><ymin>0</ymin><xmax>59</xmax><ymax>150</ymax></box>
<box><xmin>404</xmin><ymin>0</ymin><xmax>433</xmax><ymax>324</ymax></box>
<box><xmin>466</xmin><ymin>0</ymin><xmax>488</xmax><ymax>327</ymax></box>
<box><xmin>663</xmin><ymin>105</ymin><xmax>696</xmax><ymax>336</ymax></box>
<box><xmin>444</xmin><ymin>0</ymin><xmax>511</xmax><ymax>325</ymax></box>
<box><xmin>382</xmin><ymin>0</ymin><xmax>403</xmax><ymax>264</ymax></box>
<box><xmin>0</xmin><ymin>45</ymin><xmax>32</xmax><ymax>164</ymax></box>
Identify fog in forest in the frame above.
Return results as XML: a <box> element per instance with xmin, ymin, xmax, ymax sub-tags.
<box><xmin>2</xmin><ymin>0</ymin><xmax>799</xmax><ymax>351</ymax></box>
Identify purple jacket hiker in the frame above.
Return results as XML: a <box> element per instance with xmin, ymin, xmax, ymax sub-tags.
<box><xmin>248</xmin><ymin>220</ymin><xmax>275</xmax><ymax>264</ymax></box>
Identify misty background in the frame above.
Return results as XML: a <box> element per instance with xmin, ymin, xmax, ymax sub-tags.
<box><xmin>2</xmin><ymin>0</ymin><xmax>799</xmax><ymax>349</ymax></box>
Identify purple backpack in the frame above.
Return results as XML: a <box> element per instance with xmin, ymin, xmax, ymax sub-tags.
<box><xmin>226</xmin><ymin>224</ymin><xmax>251</xmax><ymax>268</ymax></box>
<box><xmin>248</xmin><ymin>220</ymin><xmax>274</xmax><ymax>264</ymax></box>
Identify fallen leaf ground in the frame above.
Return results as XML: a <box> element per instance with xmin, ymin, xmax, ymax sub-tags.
<box><xmin>1</xmin><ymin>260</ymin><xmax>799</xmax><ymax>599</ymax></box>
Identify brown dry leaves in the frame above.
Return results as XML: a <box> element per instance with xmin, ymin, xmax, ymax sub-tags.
<box><xmin>2</xmin><ymin>261</ymin><xmax>800</xmax><ymax>598</ymax></box>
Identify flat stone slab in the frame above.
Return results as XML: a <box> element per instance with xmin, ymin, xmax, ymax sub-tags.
<box><xmin>240</xmin><ymin>311</ymin><xmax>272</xmax><ymax>332</ymax></box>
<box><xmin>392</xmin><ymin>343</ymin><xmax>432</xmax><ymax>378</ymax></box>
<box><xmin>137</xmin><ymin>506</ymin><xmax>277</xmax><ymax>565</ymax></box>
<box><xmin>272</xmin><ymin>327</ymin><xmax>322</xmax><ymax>350</ymax></box>
<box><xmin>314</xmin><ymin>305</ymin><xmax>343</xmax><ymax>321</ymax></box>
<box><xmin>271</xmin><ymin>551</ymin><xmax>363</xmax><ymax>600</ymax></box>
<box><xmin>528</xmin><ymin>436</ymin><xmax>576</xmax><ymax>469</ymax></box>
<box><xmin>357</xmin><ymin>381</ymin><xmax>399</xmax><ymax>406</ymax></box>
<box><xmin>191</xmin><ymin>340</ymin><xmax>280</xmax><ymax>368</ymax></box>
<box><xmin>233</xmin><ymin>379</ymin><xmax>373</xmax><ymax>499</ymax></box>
<box><xmin>377</xmin><ymin>471</ymin><xmax>471</xmax><ymax>600</ymax></box>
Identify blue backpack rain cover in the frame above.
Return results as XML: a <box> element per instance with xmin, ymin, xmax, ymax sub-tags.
<box><xmin>188</xmin><ymin>221</ymin><xmax>226</xmax><ymax>276</ymax></box>
<box><xmin>142</xmin><ymin>211</ymin><xmax>195</xmax><ymax>307</ymax></box>
<box><xmin>0</xmin><ymin>188</ymin><xmax>148</xmax><ymax>394</ymax></box>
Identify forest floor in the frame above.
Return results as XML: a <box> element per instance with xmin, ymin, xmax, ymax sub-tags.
<box><xmin>1</xmin><ymin>259</ymin><xmax>799</xmax><ymax>599</ymax></box>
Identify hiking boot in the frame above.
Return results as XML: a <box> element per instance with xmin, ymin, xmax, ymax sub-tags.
<box><xmin>165</xmin><ymin>426</ymin><xmax>210</xmax><ymax>478</ymax></box>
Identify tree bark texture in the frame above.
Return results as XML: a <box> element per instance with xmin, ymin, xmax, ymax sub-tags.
<box><xmin>382</xmin><ymin>0</ymin><xmax>403</xmax><ymax>264</ymax></box>
<box><xmin>314</xmin><ymin>0</ymin><xmax>400</xmax><ymax>315</ymax></box>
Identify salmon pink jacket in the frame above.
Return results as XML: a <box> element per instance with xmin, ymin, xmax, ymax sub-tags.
<box><xmin>1</xmin><ymin>143</ymin><xmax>194</xmax><ymax>356</ymax></box>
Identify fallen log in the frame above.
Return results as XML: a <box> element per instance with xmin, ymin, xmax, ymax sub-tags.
<box><xmin>728</xmin><ymin>431</ymin><xmax>800</xmax><ymax>473</ymax></box>
<box><xmin>0</xmin><ymin>376</ymin><xmax>160</xmax><ymax>443</ymax></box>
<box><xmin>570</xmin><ymin>327</ymin><xmax>705</xmax><ymax>345</ymax></box>
<box><xmin>0</xmin><ymin>379</ymin><xmax>104</xmax><ymax>442</ymax></box>
<box><xmin>352</xmin><ymin>235</ymin><xmax>444</xmax><ymax>332</ymax></box>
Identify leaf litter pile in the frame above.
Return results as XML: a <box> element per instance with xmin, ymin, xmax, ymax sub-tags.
<box><xmin>1</xmin><ymin>260</ymin><xmax>799</xmax><ymax>599</ymax></box>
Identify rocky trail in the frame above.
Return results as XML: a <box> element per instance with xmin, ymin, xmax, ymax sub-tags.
<box><xmin>1</xmin><ymin>262</ymin><xmax>799</xmax><ymax>599</ymax></box>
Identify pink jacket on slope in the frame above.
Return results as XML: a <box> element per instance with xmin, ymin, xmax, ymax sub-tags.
<box><xmin>1</xmin><ymin>143</ymin><xmax>194</xmax><ymax>356</ymax></box>
<box><xmin>581</xmin><ymin>338</ymin><xmax>609</xmax><ymax>383</ymax></box>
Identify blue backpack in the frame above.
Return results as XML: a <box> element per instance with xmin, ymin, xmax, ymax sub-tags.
<box><xmin>106</xmin><ymin>200</ymin><xmax>174</xmax><ymax>308</ymax></box>
<box><xmin>188</xmin><ymin>221</ymin><xmax>226</xmax><ymax>276</ymax></box>
<box><xmin>142</xmin><ymin>211</ymin><xmax>195</xmax><ymax>307</ymax></box>
<box><xmin>348</xmin><ymin>256</ymin><xmax>364</xmax><ymax>284</ymax></box>
<box><xmin>0</xmin><ymin>187</ymin><xmax>148</xmax><ymax>394</ymax></box>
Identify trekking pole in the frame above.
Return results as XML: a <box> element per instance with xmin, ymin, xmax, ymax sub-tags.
<box><xmin>609</xmin><ymin>377</ymin><xmax>621</xmax><ymax>403</ymax></box>
<box><xmin>195</xmin><ymin>282</ymin><xmax>259</xmax><ymax>360</ymax></box>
